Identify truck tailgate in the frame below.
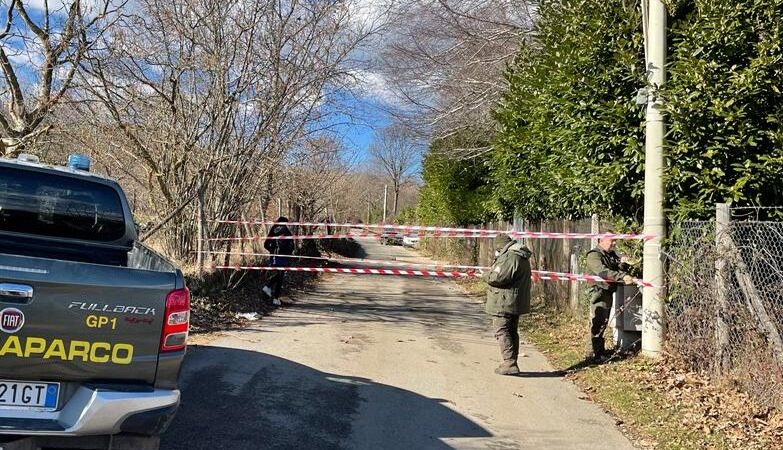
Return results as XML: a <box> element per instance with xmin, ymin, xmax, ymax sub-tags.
<box><xmin>0</xmin><ymin>254</ymin><xmax>176</xmax><ymax>385</ymax></box>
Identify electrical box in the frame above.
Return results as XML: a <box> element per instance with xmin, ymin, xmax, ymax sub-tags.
<box><xmin>612</xmin><ymin>284</ymin><xmax>642</xmax><ymax>349</ymax></box>
<box><xmin>614</xmin><ymin>284</ymin><xmax>642</xmax><ymax>331</ymax></box>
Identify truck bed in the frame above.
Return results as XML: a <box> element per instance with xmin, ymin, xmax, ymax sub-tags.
<box><xmin>0</xmin><ymin>246</ymin><xmax>180</xmax><ymax>385</ymax></box>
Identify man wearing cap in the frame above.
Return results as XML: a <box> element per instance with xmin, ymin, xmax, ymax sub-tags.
<box><xmin>263</xmin><ymin>217</ymin><xmax>294</xmax><ymax>306</ymax></box>
<box><xmin>485</xmin><ymin>234</ymin><xmax>533</xmax><ymax>375</ymax></box>
<box><xmin>585</xmin><ymin>235</ymin><xmax>635</xmax><ymax>361</ymax></box>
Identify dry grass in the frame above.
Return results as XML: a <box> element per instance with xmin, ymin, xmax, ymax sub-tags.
<box><xmin>455</xmin><ymin>277</ymin><xmax>488</xmax><ymax>298</ymax></box>
<box><xmin>521</xmin><ymin>313</ymin><xmax>783</xmax><ymax>450</ymax></box>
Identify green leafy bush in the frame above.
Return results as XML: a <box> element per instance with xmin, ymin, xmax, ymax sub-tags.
<box><xmin>412</xmin><ymin>0</ymin><xmax>783</xmax><ymax>419</ymax></box>
<box><xmin>417</xmin><ymin>135</ymin><xmax>493</xmax><ymax>225</ymax></box>
<box><xmin>665</xmin><ymin>0</ymin><xmax>783</xmax><ymax>219</ymax></box>
<box><xmin>420</xmin><ymin>0</ymin><xmax>783</xmax><ymax>225</ymax></box>
<box><xmin>491</xmin><ymin>0</ymin><xmax>646</xmax><ymax>221</ymax></box>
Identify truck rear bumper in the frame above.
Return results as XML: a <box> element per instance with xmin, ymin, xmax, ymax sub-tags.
<box><xmin>0</xmin><ymin>386</ymin><xmax>179</xmax><ymax>436</ymax></box>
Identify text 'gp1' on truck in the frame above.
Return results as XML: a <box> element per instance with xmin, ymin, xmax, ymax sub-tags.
<box><xmin>0</xmin><ymin>154</ymin><xmax>189</xmax><ymax>450</ymax></box>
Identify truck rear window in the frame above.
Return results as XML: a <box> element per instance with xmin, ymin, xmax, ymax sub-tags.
<box><xmin>0</xmin><ymin>167</ymin><xmax>126</xmax><ymax>242</ymax></box>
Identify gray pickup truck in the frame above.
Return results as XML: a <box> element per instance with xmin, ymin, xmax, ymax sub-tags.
<box><xmin>0</xmin><ymin>155</ymin><xmax>187</xmax><ymax>449</ymax></box>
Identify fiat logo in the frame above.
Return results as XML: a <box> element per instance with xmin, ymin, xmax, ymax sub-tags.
<box><xmin>0</xmin><ymin>308</ymin><xmax>25</xmax><ymax>333</ymax></box>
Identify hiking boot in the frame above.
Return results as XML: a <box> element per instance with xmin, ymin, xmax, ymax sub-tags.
<box><xmin>494</xmin><ymin>362</ymin><xmax>520</xmax><ymax>376</ymax></box>
<box><xmin>583</xmin><ymin>350</ymin><xmax>612</xmax><ymax>364</ymax></box>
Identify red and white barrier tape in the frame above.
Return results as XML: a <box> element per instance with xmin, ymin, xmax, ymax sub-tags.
<box><xmin>207</xmin><ymin>231</ymin><xmax>501</xmax><ymax>242</ymax></box>
<box><xmin>196</xmin><ymin>251</ymin><xmax>486</xmax><ymax>271</ymax></box>
<box><xmin>206</xmin><ymin>230</ymin><xmax>652</xmax><ymax>242</ymax></box>
<box><xmin>213</xmin><ymin>218</ymin><xmax>496</xmax><ymax>233</ymax></box>
<box><xmin>531</xmin><ymin>270</ymin><xmax>657</xmax><ymax>288</ymax></box>
<box><xmin>511</xmin><ymin>231</ymin><xmax>652</xmax><ymax>241</ymax></box>
<box><xmin>206</xmin><ymin>233</ymin><xmax>367</xmax><ymax>242</ymax></box>
<box><xmin>208</xmin><ymin>219</ymin><xmax>655</xmax><ymax>241</ymax></box>
<box><xmin>209</xmin><ymin>264</ymin><xmax>657</xmax><ymax>287</ymax></box>
<box><xmin>211</xmin><ymin>265</ymin><xmax>473</xmax><ymax>278</ymax></box>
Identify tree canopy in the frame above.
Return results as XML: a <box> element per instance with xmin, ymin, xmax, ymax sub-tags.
<box><xmin>417</xmin><ymin>0</ymin><xmax>783</xmax><ymax>224</ymax></box>
<box><xmin>664</xmin><ymin>0</ymin><xmax>783</xmax><ymax>218</ymax></box>
<box><xmin>417</xmin><ymin>135</ymin><xmax>493</xmax><ymax>225</ymax></box>
<box><xmin>491</xmin><ymin>0</ymin><xmax>646</xmax><ymax>222</ymax></box>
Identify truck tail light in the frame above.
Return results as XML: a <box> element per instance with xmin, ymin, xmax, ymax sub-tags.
<box><xmin>161</xmin><ymin>288</ymin><xmax>190</xmax><ymax>352</ymax></box>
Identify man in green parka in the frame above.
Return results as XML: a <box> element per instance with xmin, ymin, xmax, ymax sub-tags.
<box><xmin>585</xmin><ymin>235</ymin><xmax>635</xmax><ymax>360</ymax></box>
<box><xmin>485</xmin><ymin>234</ymin><xmax>533</xmax><ymax>375</ymax></box>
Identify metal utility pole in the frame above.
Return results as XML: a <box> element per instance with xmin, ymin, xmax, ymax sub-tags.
<box><xmin>382</xmin><ymin>184</ymin><xmax>388</xmax><ymax>223</ymax></box>
<box><xmin>641</xmin><ymin>0</ymin><xmax>667</xmax><ymax>357</ymax></box>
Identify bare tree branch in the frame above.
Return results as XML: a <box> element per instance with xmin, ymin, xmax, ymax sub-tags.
<box><xmin>0</xmin><ymin>0</ymin><xmax>117</xmax><ymax>153</ymax></box>
<box><xmin>374</xmin><ymin>0</ymin><xmax>536</xmax><ymax>157</ymax></box>
<box><xmin>368</xmin><ymin>123</ymin><xmax>420</xmax><ymax>216</ymax></box>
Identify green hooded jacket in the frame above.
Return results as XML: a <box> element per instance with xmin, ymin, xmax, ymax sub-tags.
<box><xmin>485</xmin><ymin>241</ymin><xmax>533</xmax><ymax>316</ymax></box>
<box><xmin>585</xmin><ymin>247</ymin><xmax>630</xmax><ymax>294</ymax></box>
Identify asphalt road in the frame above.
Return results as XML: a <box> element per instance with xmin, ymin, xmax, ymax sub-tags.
<box><xmin>161</xmin><ymin>238</ymin><xmax>635</xmax><ymax>450</ymax></box>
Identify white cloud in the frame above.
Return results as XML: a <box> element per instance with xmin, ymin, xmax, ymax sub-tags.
<box><xmin>22</xmin><ymin>0</ymin><xmax>71</xmax><ymax>13</ymax></box>
<box><xmin>21</xmin><ymin>0</ymin><xmax>123</xmax><ymax>19</ymax></box>
<box><xmin>348</xmin><ymin>0</ymin><xmax>390</xmax><ymax>28</ymax></box>
<box><xmin>4</xmin><ymin>47</ymin><xmax>44</xmax><ymax>68</ymax></box>
<box><xmin>350</xmin><ymin>68</ymin><xmax>402</xmax><ymax>106</ymax></box>
<box><xmin>22</xmin><ymin>0</ymin><xmax>103</xmax><ymax>13</ymax></box>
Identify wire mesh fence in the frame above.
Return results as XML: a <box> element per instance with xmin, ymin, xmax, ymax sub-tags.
<box><xmin>665</xmin><ymin>211</ymin><xmax>783</xmax><ymax>409</ymax></box>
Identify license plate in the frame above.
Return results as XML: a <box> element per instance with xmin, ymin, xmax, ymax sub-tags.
<box><xmin>0</xmin><ymin>380</ymin><xmax>58</xmax><ymax>410</ymax></box>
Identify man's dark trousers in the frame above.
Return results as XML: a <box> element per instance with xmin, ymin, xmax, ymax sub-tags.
<box><xmin>589</xmin><ymin>289</ymin><xmax>612</xmax><ymax>357</ymax></box>
<box><xmin>493</xmin><ymin>313</ymin><xmax>520</xmax><ymax>363</ymax></box>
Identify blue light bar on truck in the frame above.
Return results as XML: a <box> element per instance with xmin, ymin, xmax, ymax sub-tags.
<box><xmin>67</xmin><ymin>154</ymin><xmax>91</xmax><ymax>172</ymax></box>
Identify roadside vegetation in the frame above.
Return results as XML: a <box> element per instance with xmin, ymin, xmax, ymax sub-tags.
<box><xmin>414</xmin><ymin>0</ymin><xmax>783</xmax><ymax>226</ymax></box>
<box><xmin>399</xmin><ymin>2</ymin><xmax>783</xmax><ymax>448</ymax></box>
<box><xmin>521</xmin><ymin>312</ymin><xmax>783</xmax><ymax>450</ymax></box>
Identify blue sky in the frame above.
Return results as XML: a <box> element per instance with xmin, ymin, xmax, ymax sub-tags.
<box><xmin>3</xmin><ymin>0</ymin><xmax>410</xmax><ymax>170</ymax></box>
<box><xmin>326</xmin><ymin>95</ymin><xmax>424</xmax><ymax>176</ymax></box>
<box><xmin>328</xmin><ymin>98</ymin><xmax>392</xmax><ymax>164</ymax></box>
<box><xmin>317</xmin><ymin>79</ymin><xmax>401</xmax><ymax>167</ymax></box>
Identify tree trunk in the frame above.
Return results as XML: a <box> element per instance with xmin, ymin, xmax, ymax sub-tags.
<box><xmin>393</xmin><ymin>185</ymin><xmax>400</xmax><ymax>216</ymax></box>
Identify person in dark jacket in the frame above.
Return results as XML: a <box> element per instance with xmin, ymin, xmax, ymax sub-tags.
<box><xmin>263</xmin><ymin>217</ymin><xmax>294</xmax><ymax>306</ymax></box>
<box><xmin>485</xmin><ymin>234</ymin><xmax>533</xmax><ymax>375</ymax></box>
<box><xmin>585</xmin><ymin>234</ymin><xmax>635</xmax><ymax>360</ymax></box>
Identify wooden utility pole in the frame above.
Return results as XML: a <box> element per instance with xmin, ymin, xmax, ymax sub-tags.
<box><xmin>591</xmin><ymin>214</ymin><xmax>599</xmax><ymax>249</ymax></box>
<box><xmin>196</xmin><ymin>186</ymin><xmax>206</xmax><ymax>275</ymax></box>
<box><xmin>715</xmin><ymin>203</ymin><xmax>731</xmax><ymax>373</ymax></box>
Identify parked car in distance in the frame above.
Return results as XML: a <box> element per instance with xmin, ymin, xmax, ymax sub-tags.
<box><xmin>403</xmin><ymin>235</ymin><xmax>420</xmax><ymax>247</ymax></box>
<box><xmin>379</xmin><ymin>230</ymin><xmax>403</xmax><ymax>246</ymax></box>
